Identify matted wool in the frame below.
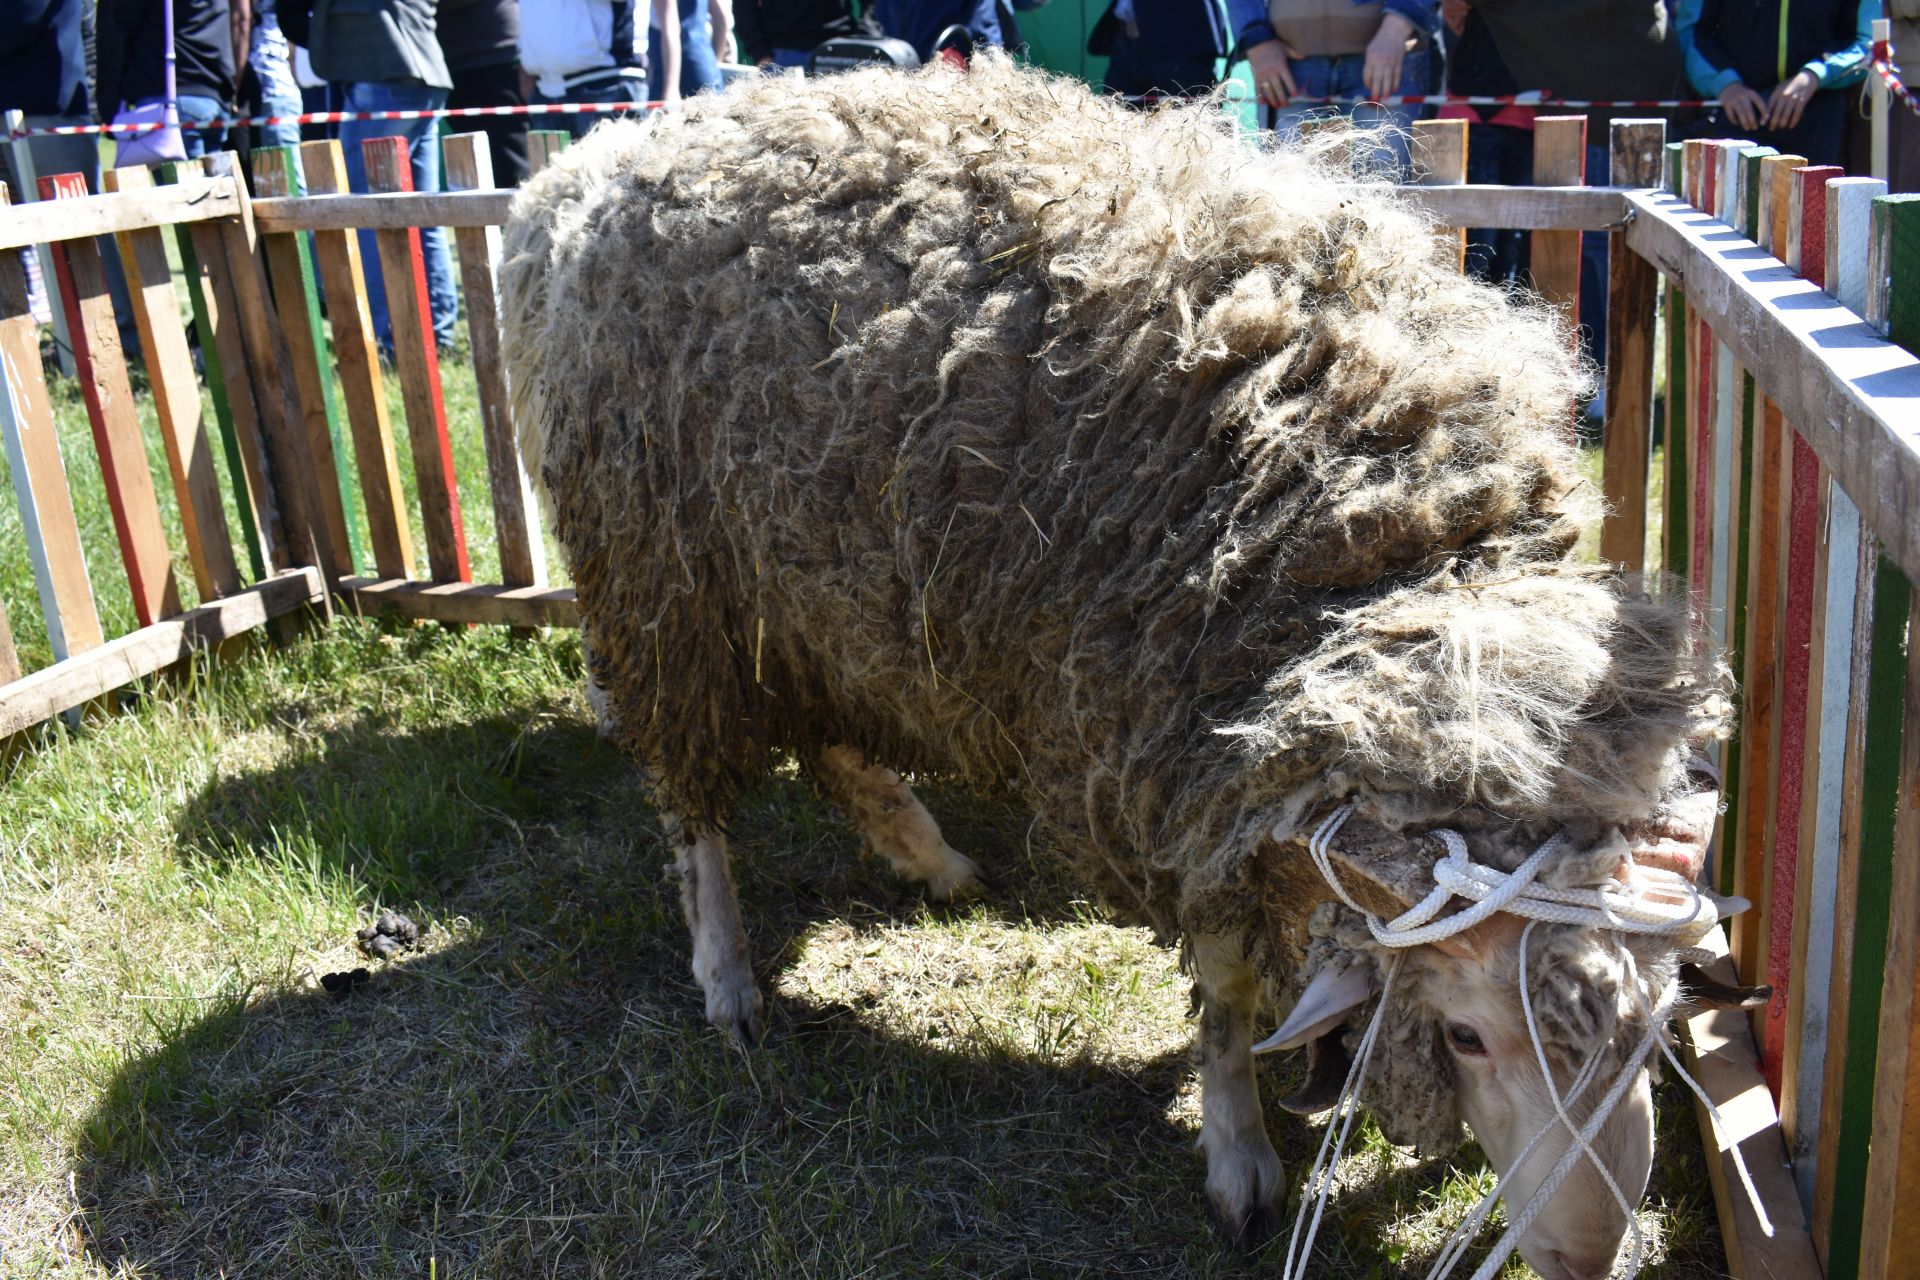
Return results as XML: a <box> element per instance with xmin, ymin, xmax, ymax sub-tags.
<box><xmin>500</xmin><ymin>55</ymin><xmax>1728</xmax><ymax>1155</ymax></box>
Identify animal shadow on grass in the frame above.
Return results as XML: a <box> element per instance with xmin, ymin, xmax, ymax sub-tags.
<box><xmin>67</xmin><ymin>713</ymin><xmax>1708</xmax><ymax>1278</ymax></box>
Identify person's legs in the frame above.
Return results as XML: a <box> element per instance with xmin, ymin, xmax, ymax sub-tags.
<box><xmin>659</xmin><ymin>0</ymin><xmax>724</xmax><ymax>98</ymax></box>
<box><xmin>446</xmin><ymin>60</ymin><xmax>530</xmax><ymax>186</ymax></box>
<box><xmin>175</xmin><ymin>93</ymin><xmax>229</xmax><ymax>159</ymax></box>
<box><xmin>1335</xmin><ymin>48</ymin><xmax>1423</xmax><ymax>176</ymax></box>
<box><xmin>404</xmin><ymin>99</ymin><xmax>458</xmax><ymax>349</ymax></box>
<box><xmin>340</xmin><ymin>81</ymin><xmax>455</xmax><ymax>349</ymax></box>
<box><xmin>1463</xmin><ymin>122</ymin><xmax>1532</xmax><ymax>285</ymax></box>
<box><xmin>251</xmin><ymin>13</ymin><xmax>305</xmax><ymax>152</ymax></box>
<box><xmin>771</xmin><ymin>47</ymin><xmax>811</xmax><ymax>67</ymax></box>
<box><xmin>1263</xmin><ymin>55</ymin><xmax>1337</xmax><ymax>147</ymax></box>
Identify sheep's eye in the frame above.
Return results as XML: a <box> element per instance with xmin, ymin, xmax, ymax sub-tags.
<box><xmin>1446</xmin><ymin>1023</ymin><xmax>1487</xmax><ymax>1055</ymax></box>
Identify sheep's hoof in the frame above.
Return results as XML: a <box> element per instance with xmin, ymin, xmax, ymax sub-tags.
<box><xmin>923</xmin><ymin>847</ymin><xmax>988</xmax><ymax>902</ymax></box>
<box><xmin>1208</xmin><ymin>1197</ymin><xmax>1284</xmax><ymax>1254</ymax></box>
<box><xmin>1205</xmin><ymin>1146</ymin><xmax>1286</xmax><ymax>1254</ymax></box>
<box><xmin>705</xmin><ymin>980</ymin><xmax>765</xmax><ymax>1046</ymax></box>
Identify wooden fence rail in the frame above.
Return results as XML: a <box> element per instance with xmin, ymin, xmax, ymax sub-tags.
<box><xmin>3</xmin><ymin>120</ymin><xmax>1919</xmax><ymax>1280</ymax></box>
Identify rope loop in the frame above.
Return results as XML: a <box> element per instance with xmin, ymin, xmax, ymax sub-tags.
<box><xmin>1273</xmin><ymin>800</ymin><xmax>1764</xmax><ymax>1280</ymax></box>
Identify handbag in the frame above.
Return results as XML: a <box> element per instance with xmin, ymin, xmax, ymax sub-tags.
<box><xmin>111</xmin><ymin>99</ymin><xmax>187</xmax><ymax>167</ymax></box>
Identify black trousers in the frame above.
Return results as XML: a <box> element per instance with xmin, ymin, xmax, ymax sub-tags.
<box><xmin>446</xmin><ymin>59</ymin><xmax>532</xmax><ymax>188</ymax></box>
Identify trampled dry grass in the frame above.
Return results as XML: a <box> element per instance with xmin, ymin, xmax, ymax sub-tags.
<box><xmin>0</xmin><ymin>617</ymin><xmax>1726</xmax><ymax>1279</ymax></box>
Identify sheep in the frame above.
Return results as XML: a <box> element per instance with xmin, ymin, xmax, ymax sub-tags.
<box><xmin>499</xmin><ymin>55</ymin><xmax>1742</xmax><ymax>1278</ymax></box>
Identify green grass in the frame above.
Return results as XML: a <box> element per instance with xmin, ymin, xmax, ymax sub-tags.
<box><xmin>0</xmin><ymin>295</ymin><xmax>1724</xmax><ymax>1276</ymax></box>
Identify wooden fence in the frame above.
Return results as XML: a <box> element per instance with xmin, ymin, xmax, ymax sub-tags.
<box><xmin>1</xmin><ymin>111</ymin><xmax>1918</xmax><ymax>1279</ymax></box>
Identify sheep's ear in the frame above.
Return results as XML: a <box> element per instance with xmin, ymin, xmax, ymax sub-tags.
<box><xmin>1253</xmin><ymin>963</ymin><xmax>1374</xmax><ymax>1055</ymax></box>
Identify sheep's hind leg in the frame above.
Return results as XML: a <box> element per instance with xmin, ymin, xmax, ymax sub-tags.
<box><xmin>1191</xmin><ymin>931</ymin><xmax>1285</xmax><ymax>1251</ymax></box>
<box><xmin>591</xmin><ymin>671</ymin><xmax>762</xmax><ymax>1043</ymax></box>
<box><xmin>809</xmin><ymin>745</ymin><xmax>983</xmax><ymax>900</ymax></box>
<box><xmin>663</xmin><ymin>813</ymin><xmax>764</xmax><ymax>1044</ymax></box>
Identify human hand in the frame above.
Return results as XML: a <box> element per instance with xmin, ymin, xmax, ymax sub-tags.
<box><xmin>1441</xmin><ymin>0</ymin><xmax>1469</xmax><ymax>36</ymax></box>
<box><xmin>1718</xmin><ymin>81</ymin><xmax>1767</xmax><ymax>132</ymax></box>
<box><xmin>1766</xmin><ymin>69</ymin><xmax>1819</xmax><ymax>130</ymax></box>
<box><xmin>1363</xmin><ymin>12</ymin><xmax>1416</xmax><ymax>101</ymax></box>
<box><xmin>1246</xmin><ymin>38</ymin><xmax>1298</xmax><ymax>109</ymax></box>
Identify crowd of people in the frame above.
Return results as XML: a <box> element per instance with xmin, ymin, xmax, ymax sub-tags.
<box><xmin>3</xmin><ymin>0</ymin><xmax>1918</xmax><ymax>385</ymax></box>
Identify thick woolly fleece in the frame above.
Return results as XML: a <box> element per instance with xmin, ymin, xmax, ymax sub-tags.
<box><xmin>501</xmin><ymin>56</ymin><xmax>1726</xmax><ymax>1154</ymax></box>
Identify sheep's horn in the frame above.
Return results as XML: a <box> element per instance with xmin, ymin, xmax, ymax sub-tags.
<box><xmin>1278</xmin><ymin>1029</ymin><xmax>1352</xmax><ymax>1115</ymax></box>
<box><xmin>1680</xmin><ymin>961</ymin><xmax>1772</xmax><ymax>1011</ymax></box>
<box><xmin>1253</xmin><ymin>963</ymin><xmax>1375</xmax><ymax>1055</ymax></box>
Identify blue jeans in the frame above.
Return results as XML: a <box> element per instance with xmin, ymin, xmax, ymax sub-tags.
<box><xmin>1264</xmin><ymin>47</ymin><xmax>1429</xmax><ymax>176</ymax></box>
<box><xmin>1464</xmin><ymin>121</ymin><xmax>1532</xmax><ymax>287</ymax></box>
<box><xmin>652</xmin><ymin>0</ymin><xmax>725</xmax><ymax>99</ymax></box>
<box><xmin>250</xmin><ymin>13</ymin><xmax>304</xmax><ymax>151</ymax></box>
<box><xmin>338</xmin><ymin>81</ymin><xmax>458</xmax><ymax>350</ymax></box>
<box><xmin>770</xmin><ymin>47</ymin><xmax>811</xmax><ymax>67</ymax></box>
<box><xmin>535</xmin><ymin>69</ymin><xmax>650</xmax><ymax>139</ymax></box>
<box><xmin>177</xmin><ymin>94</ymin><xmax>229</xmax><ymax>159</ymax></box>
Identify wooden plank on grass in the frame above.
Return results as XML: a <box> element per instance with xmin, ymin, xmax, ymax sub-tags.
<box><xmin>1739</xmin><ymin>147</ymin><xmax>1779</xmax><ymax>240</ymax></box>
<box><xmin>0</xmin><ymin>597</ymin><xmax>17</xmax><ymax>685</ymax></box>
<box><xmin>250</xmin><ymin>188</ymin><xmax>514</xmax><ymax>233</ymax></box>
<box><xmin>442</xmin><ymin>133</ymin><xmax>547</xmax><ymax>592</ymax></box>
<box><xmin>1530</xmin><ymin>117</ymin><xmax>1585</xmax><ymax>342</ymax></box>
<box><xmin>299</xmin><ymin>140</ymin><xmax>416</xmax><ymax>581</ymax></box>
<box><xmin>249</xmin><ymin>146</ymin><xmax>363</xmax><ymax>579</ymax></box>
<box><xmin>1762</xmin><ymin>154</ymin><xmax>1806</xmax><ymax>256</ymax></box>
<box><xmin>1820</xmin><ymin>548</ymin><xmax>1910</xmax><ymax>1280</ymax></box>
<box><xmin>1773</xmin><ymin>191</ymin><xmax>1834</xmax><ymax>1211</ymax></box>
<box><xmin>0</xmin><ymin>183</ymin><xmax>102</xmax><ymax>660</ymax></box>
<box><xmin>1679</xmin><ymin>925</ymin><xmax>1825</xmax><ymax>1280</ymax></box>
<box><xmin>362</xmin><ymin>136</ymin><xmax>470</xmax><ymax>585</ymax></box>
<box><xmin>527</xmin><ymin>130</ymin><xmax>570</xmax><ymax>176</ymax></box>
<box><xmin>339</xmin><ymin>577</ymin><xmax>577</xmax><ymax>628</ymax></box>
<box><xmin>100</xmin><ymin>165</ymin><xmax>242</xmax><ymax>603</ymax></box>
<box><xmin>0</xmin><ymin>173</ymin><xmax>240</xmax><ymax>253</ymax></box>
<box><xmin>1740</xmin><ymin>389</ymin><xmax>1787</xmax><ymax>1086</ymax></box>
<box><xmin>172</xmin><ymin>159</ymin><xmax>282</xmax><ymax>577</ymax></box>
<box><xmin>1664</xmin><ymin>278</ymin><xmax>1690</xmax><ymax>580</ymax></box>
<box><xmin>201</xmin><ymin>152</ymin><xmax>341</xmax><ymax>594</ymax></box>
<box><xmin>1411</xmin><ymin>119</ymin><xmax>1466</xmax><ymax>271</ymax></box>
<box><xmin>1856</xmin><ymin>191</ymin><xmax>1920</xmax><ymax>1280</ymax></box>
<box><xmin>1598</xmin><ymin>120</ymin><xmax>1663</xmax><ymax>571</ymax></box>
<box><xmin>1623</xmin><ymin>191</ymin><xmax>1920</xmax><ymax>587</ymax></box>
<box><xmin>0</xmin><ymin>568</ymin><xmax>323</xmax><ymax>738</ymax></box>
<box><xmin>1790</xmin><ymin>166</ymin><xmax>1844</xmax><ymax>280</ymax></box>
<box><xmin>1861</xmin><ymin>595</ymin><xmax>1920</xmax><ymax>1280</ymax></box>
<box><xmin>39</xmin><ymin>171</ymin><xmax>181</xmax><ymax>627</ymax></box>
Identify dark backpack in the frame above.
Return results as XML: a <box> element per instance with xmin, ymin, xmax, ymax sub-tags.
<box><xmin>807</xmin><ymin>35</ymin><xmax>920</xmax><ymax>75</ymax></box>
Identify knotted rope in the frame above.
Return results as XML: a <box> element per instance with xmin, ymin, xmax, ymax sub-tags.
<box><xmin>1275</xmin><ymin>802</ymin><xmax>1769</xmax><ymax>1280</ymax></box>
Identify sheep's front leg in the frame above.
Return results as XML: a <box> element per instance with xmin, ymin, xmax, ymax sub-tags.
<box><xmin>809</xmin><ymin>745</ymin><xmax>983</xmax><ymax>900</ymax></box>
<box><xmin>1191</xmin><ymin>932</ymin><xmax>1285</xmax><ymax>1251</ymax></box>
<box><xmin>664</xmin><ymin>812</ymin><xmax>764</xmax><ymax>1044</ymax></box>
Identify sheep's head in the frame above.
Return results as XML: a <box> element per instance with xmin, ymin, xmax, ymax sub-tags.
<box><xmin>1257</xmin><ymin>777</ymin><xmax>1761</xmax><ymax>1280</ymax></box>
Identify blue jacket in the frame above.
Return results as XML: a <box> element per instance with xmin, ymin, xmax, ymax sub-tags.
<box><xmin>1223</xmin><ymin>0</ymin><xmax>1438</xmax><ymax>57</ymax></box>
<box><xmin>0</xmin><ymin>0</ymin><xmax>88</xmax><ymax>117</ymax></box>
<box><xmin>872</xmin><ymin>0</ymin><xmax>1002</xmax><ymax>58</ymax></box>
<box><xmin>1677</xmin><ymin>0</ymin><xmax>1876</xmax><ymax>96</ymax></box>
<box><xmin>1107</xmin><ymin>0</ymin><xmax>1230</xmax><ymax>59</ymax></box>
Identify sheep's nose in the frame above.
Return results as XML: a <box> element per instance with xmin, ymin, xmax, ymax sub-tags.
<box><xmin>1551</xmin><ymin>1250</ymin><xmax>1613</xmax><ymax>1280</ymax></box>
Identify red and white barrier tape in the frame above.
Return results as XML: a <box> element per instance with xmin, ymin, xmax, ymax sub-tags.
<box><xmin>4</xmin><ymin>87</ymin><xmax>1734</xmax><ymax>140</ymax></box>
<box><xmin>1871</xmin><ymin>40</ymin><xmax>1920</xmax><ymax>119</ymax></box>
<box><xmin>5</xmin><ymin>99</ymin><xmax>666</xmax><ymax>140</ymax></box>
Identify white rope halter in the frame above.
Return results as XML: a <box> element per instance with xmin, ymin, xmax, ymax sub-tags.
<box><xmin>1275</xmin><ymin>802</ymin><xmax>1770</xmax><ymax>1280</ymax></box>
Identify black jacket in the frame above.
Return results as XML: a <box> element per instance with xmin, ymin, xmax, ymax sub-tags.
<box><xmin>0</xmin><ymin>0</ymin><xmax>89</xmax><ymax>116</ymax></box>
<box><xmin>1692</xmin><ymin>0</ymin><xmax>1858</xmax><ymax>93</ymax></box>
<box><xmin>96</xmin><ymin>0</ymin><xmax>236</xmax><ymax>115</ymax></box>
<box><xmin>734</xmin><ymin>0</ymin><xmax>879</xmax><ymax>62</ymax></box>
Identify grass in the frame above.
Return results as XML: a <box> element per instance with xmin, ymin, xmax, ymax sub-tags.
<box><xmin>0</xmin><ymin>282</ymin><xmax>1725</xmax><ymax>1276</ymax></box>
